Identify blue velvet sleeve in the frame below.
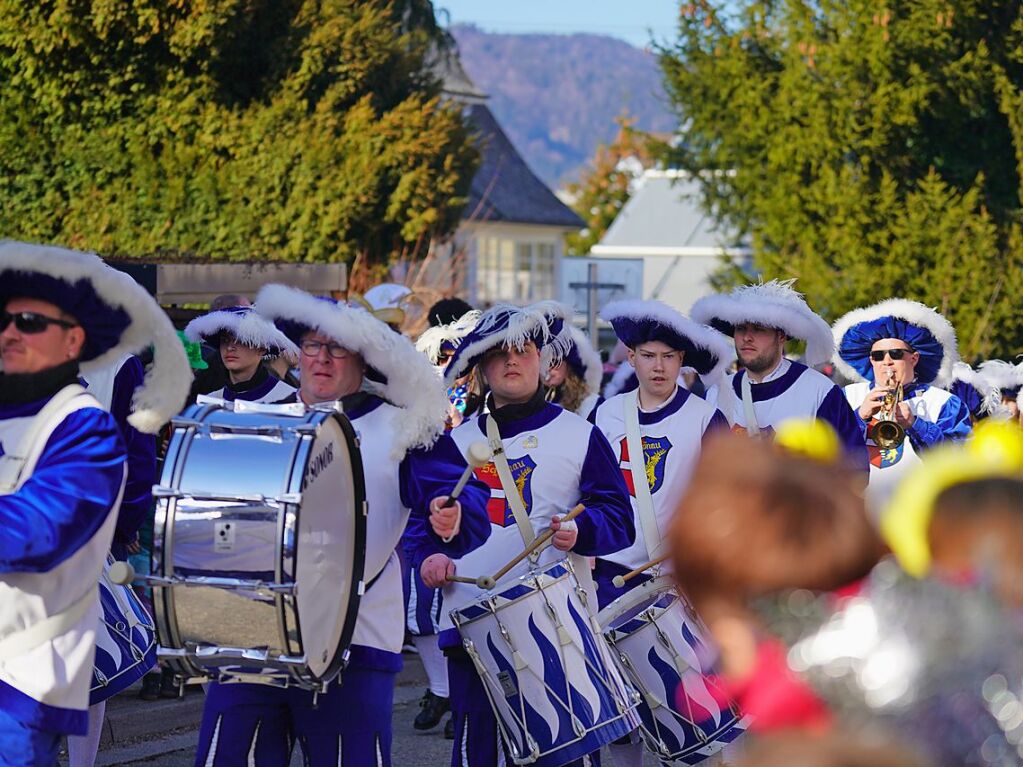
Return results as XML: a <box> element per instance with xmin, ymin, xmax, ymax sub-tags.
<box><xmin>572</xmin><ymin>427</ymin><xmax>636</xmax><ymax>556</ymax></box>
<box><xmin>0</xmin><ymin>408</ymin><xmax>126</xmax><ymax>573</ymax></box>
<box><xmin>399</xmin><ymin>433</ymin><xmax>491</xmax><ymax>567</ymax></box>
<box><xmin>817</xmin><ymin>385</ymin><xmax>869</xmax><ymax>473</ymax></box>
<box><xmin>908</xmin><ymin>393</ymin><xmax>972</xmax><ymax>450</ymax></box>
<box><xmin>108</xmin><ymin>357</ymin><xmax>157</xmax><ymax>557</ymax></box>
<box><xmin>701</xmin><ymin>408</ymin><xmax>731</xmax><ymax>444</ymax></box>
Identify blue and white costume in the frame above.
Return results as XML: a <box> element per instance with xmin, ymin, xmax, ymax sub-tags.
<box><xmin>405</xmin><ymin>302</ymin><xmax>636</xmax><ymax>767</ymax></box>
<box><xmin>691</xmin><ymin>280</ymin><xmax>868</xmax><ymax>471</ymax></box>
<box><xmin>0</xmin><ymin>242</ymin><xmax>190</xmax><ymax>764</ymax></box>
<box><xmin>185</xmin><ymin>306</ymin><xmax>297</xmax><ymax>404</ymax></box>
<box><xmin>191</xmin><ymin>285</ymin><xmax>492</xmax><ymax>767</ymax></box>
<box><xmin>549</xmin><ymin>324</ymin><xmax>605</xmax><ymax>419</ymax></box>
<box><xmin>948</xmin><ymin>362</ymin><xmax>1003</xmax><ymax>422</ymax></box>
<box><xmin>833</xmin><ymin>299</ymin><xmax>972</xmax><ymax>507</ymax></box>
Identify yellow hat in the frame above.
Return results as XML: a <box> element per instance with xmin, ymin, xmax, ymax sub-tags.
<box><xmin>880</xmin><ymin>420</ymin><xmax>1023</xmax><ymax>578</ymax></box>
<box><xmin>774</xmin><ymin>417</ymin><xmax>842</xmax><ymax>464</ymax></box>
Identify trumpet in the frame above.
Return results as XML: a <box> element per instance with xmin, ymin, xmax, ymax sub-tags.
<box><xmin>874</xmin><ymin>370</ymin><xmax>905</xmax><ymax>449</ymax></box>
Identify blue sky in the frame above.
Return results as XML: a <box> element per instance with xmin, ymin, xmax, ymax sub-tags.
<box><xmin>435</xmin><ymin>1</ymin><xmax>680</xmax><ymax>49</ymax></box>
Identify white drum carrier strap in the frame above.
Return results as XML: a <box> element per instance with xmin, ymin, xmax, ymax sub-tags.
<box><xmin>485</xmin><ymin>415</ymin><xmax>535</xmax><ymax>547</ymax></box>
<box><xmin>0</xmin><ymin>384</ymin><xmax>108</xmax><ymax>658</ymax></box>
<box><xmin>740</xmin><ymin>373</ymin><xmax>762</xmax><ymax>437</ymax></box>
<box><xmin>623</xmin><ymin>390</ymin><xmax>663</xmax><ymax>561</ymax></box>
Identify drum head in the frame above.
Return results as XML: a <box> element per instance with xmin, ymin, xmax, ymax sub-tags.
<box><xmin>294</xmin><ymin>413</ymin><xmax>366</xmax><ymax>681</ymax></box>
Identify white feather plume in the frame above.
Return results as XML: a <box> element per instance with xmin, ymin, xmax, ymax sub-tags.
<box><xmin>601</xmin><ymin>298</ymin><xmax>734</xmax><ymax>386</ymax></box>
<box><xmin>415</xmin><ymin>310</ymin><xmax>482</xmax><ymax>364</ymax></box>
<box><xmin>690</xmin><ymin>279</ymin><xmax>834</xmax><ymax>366</ymax></box>
<box><xmin>185</xmin><ymin>308</ymin><xmax>299</xmax><ymax>359</ymax></box>
<box><xmin>253</xmin><ymin>283</ymin><xmax>447</xmax><ymax>457</ymax></box>
<box><xmin>0</xmin><ymin>241</ymin><xmax>191</xmax><ymax>433</ymax></box>
<box><xmin>951</xmin><ymin>362</ymin><xmax>1004</xmax><ymax>417</ymax></box>
<box><xmin>830</xmin><ymin>298</ymin><xmax>960</xmax><ymax>387</ymax></box>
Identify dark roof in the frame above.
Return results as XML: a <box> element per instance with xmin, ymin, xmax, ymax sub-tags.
<box><xmin>464</xmin><ymin>103</ymin><xmax>584</xmax><ymax>229</ymax></box>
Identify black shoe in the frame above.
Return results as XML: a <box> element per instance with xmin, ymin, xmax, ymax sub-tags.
<box><xmin>138</xmin><ymin>672</ymin><xmax>162</xmax><ymax>701</ymax></box>
<box><xmin>444</xmin><ymin>716</ymin><xmax>455</xmax><ymax>740</ymax></box>
<box><xmin>159</xmin><ymin>666</ymin><xmax>180</xmax><ymax>699</ymax></box>
<box><xmin>413</xmin><ymin>690</ymin><xmax>450</xmax><ymax>731</ymax></box>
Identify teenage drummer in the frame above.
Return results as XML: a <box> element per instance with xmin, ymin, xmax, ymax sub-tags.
<box><xmin>190</xmin><ymin>285</ymin><xmax>492</xmax><ymax>767</ymax></box>
<box><xmin>184</xmin><ymin>305</ymin><xmax>298</xmax><ymax>403</ymax></box>
<box><xmin>591</xmin><ymin>300</ymin><xmax>737</xmax><ymax>766</ymax></box>
<box><xmin>414</xmin><ymin>301</ymin><xmax>635</xmax><ymax>767</ymax></box>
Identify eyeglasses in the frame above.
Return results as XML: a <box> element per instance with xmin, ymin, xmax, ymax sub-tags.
<box><xmin>0</xmin><ymin>311</ymin><xmax>78</xmax><ymax>335</ymax></box>
<box><xmin>300</xmin><ymin>340</ymin><xmax>350</xmax><ymax>359</ymax></box>
<box><xmin>870</xmin><ymin>348</ymin><xmax>912</xmax><ymax>362</ymax></box>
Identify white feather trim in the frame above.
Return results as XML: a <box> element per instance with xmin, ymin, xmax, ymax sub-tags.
<box><xmin>0</xmin><ymin>241</ymin><xmax>190</xmax><ymax>433</ymax></box>
<box><xmin>444</xmin><ymin>301</ymin><xmax>574</xmax><ymax>387</ymax></box>
<box><xmin>690</xmin><ymin>279</ymin><xmax>834</xmax><ymax>366</ymax></box>
<box><xmin>185</xmin><ymin>309</ymin><xmax>299</xmax><ymax>359</ymax></box>
<box><xmin>564</xmin><ymin>324</ymin><xmax>603</xmax><ymax>396</ymax></box>
<box><xmin>830</xmin><ymin>298</ymin><xmax>960</xmax><ymax>387</ymax></box>
<box><xmin>601</xmin><ymin>298</ymin><xmax>734</xmax><ymax>386</ymax></box>
<box><xmin>415</xmin><ymin>310</ymin><xmax>482</xmax><ymax>364</ymax></box>
<box><xmin>253</xmin><ymin>284</ymin><xmax>447</xmax><ymax>457</ymax></box>
<box><xmin>951</xmin><ymin>362</ymin><xmax>1003</xmax><ymax>416</ymax></box>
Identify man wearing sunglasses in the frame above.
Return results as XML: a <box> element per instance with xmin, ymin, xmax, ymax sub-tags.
<box><xmin>186</xmin><ymin>285</ymin><xmax>492</xmax><ymax>767</ymax></box>
<box><xmin>0</xmin><ymin>242</ymin><xmax>189</xmax><ymax>766</ymax></box>
<box><xmin>833</xmin><ymin>299</ymin><xmax>972</xmax><ymax>507</ymax></box>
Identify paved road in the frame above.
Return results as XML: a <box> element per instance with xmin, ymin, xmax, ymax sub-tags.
<box><xmin>77</xmin><ymin>651</ymin><xmax>662</xmax><ymax>766</ymax></box>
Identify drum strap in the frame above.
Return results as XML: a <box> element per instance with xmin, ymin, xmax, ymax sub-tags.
<box><xmin>0</xmin><ymin>586</ymin><xmax>96</xmax><ymax>659</ymax></box>
<box><xmin>740</xmin><ymin>373</ymin><xmax>762</xmax><ymax>437</ymax></box>
<box><xmin>623</xmin><ymin>390</ymin><xmax>663</xmax><ymax>562</ymax></box>
<box><xmin>485</xmin><ymin>415</ymin><xmax>535</xmax><ymax>547</ymax></box>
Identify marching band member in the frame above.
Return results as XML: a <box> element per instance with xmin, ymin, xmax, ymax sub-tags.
<box><xmin>948</xmin><ymin>361</ymin><xmax>1003</xmax><ymax>422</ymax></box>
<box><xmin>408</xmin><ymin>307</ymin><xmax>482</xmax><ymax>737</ymax></box>
<box><xmin>590</xmin><ymin>300</ymin><xmax>734</xmax><ymax>766</ymax></box>
<box><xmin>544</xmin><ymin>324</ymin><xmax>604</xmax><ymax>419</ymax></box>
<box><xmin>690</xmin><ymin>280</ymin><xmax>867</xmax><ymax>470</ymax></box>
<box><xmin>184</xmin><ymin>306</ymin><xmax>298</xmax><ymax>403</ymax></box>
<box><xmin>832</xmin><ymin>299</ymin><xmax>971</xmax><ymax>506</ymax></box>
<box><xmin>413</xmin><ymin>301</ymin><xmax>635</xmax><ymax>767</ymax></box>
<box><xmin>972</xmin><ymin>359</ymin><xmax>1023</xmax><ymax>420</ymax></box>
<box><xmin>191</xmin><ymin>285</ymin><xmax>492</xmax><ymax>767</ymax></box>
<box><xmin>0</xmin><ymin>242</ymin><xmax>188</xmax><ymax>766</ymax></box>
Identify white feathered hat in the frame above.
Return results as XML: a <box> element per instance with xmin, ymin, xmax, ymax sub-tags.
<box><xmin>977</xmin><ymin>360</ymin><xmax>1023</xmax><ymax>401</ymax></box>
<box><xmin>601</xmin><ymin>299</ymin><xmax>734</xmax><ymax>385</ymax></box>
<box><xmin>185</xmin><ymin>306</ymin><xmax>299</xmax><ymax>359</ymax></box>
<box><xmin>0</xmin><ymin>241</ymin><xmax>191</xmax><ymax>433</ymax></box>
<box><xmin>690</xmin><ymin>279</ymin><xmax>834</xmax><ymax>366</ymax></box>
<box><xmin>949</xmin><ymin>362</ymin><xmax>1004</xmax><ymax>418</ymax></box>
<box><xmin>831</xmin><ymin>299</ymin><xmax>960</xmax><ymax>387</ymax></box>
<box><xmin>442</xmin><ymin>301</ymin><xmax>574</xmax><ymax>388</ymax></box>
<box><xmin>561</xmin><ymin>324</ymin><xmax>604</xmax><ymax>395</ymax></box>
<box><xmin>254</xmin><ymin>284</ymin><xmax>447</xmax><ymax>457</ymax></box>
<box><xmin>416</xmin><ymin>310</ymin><xmax>482</xmax><ymax>365</ymax></box>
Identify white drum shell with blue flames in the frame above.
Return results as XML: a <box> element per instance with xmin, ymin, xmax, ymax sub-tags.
<box><xmin>599</xmin><ymin>576</ymin><xmax>750</xmax><ymax>765</ymax></box>
<box><xmin>452</xmin><ymin>559</ymin><xmax>640</xmax><ymax>766</ymax></box>
<box><xmin>91</xmin><ymin>559</ymin><xmax>157</xmax><ymax>703</ymax></box>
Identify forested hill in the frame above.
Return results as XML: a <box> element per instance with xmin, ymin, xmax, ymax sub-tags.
<box><xmin>450</xmin><ymin>24</ymin><xmax>677</xmax><ymax>188</ymax></box>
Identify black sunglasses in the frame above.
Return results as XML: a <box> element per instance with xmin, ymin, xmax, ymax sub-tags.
<box><xmin>870</xmin><ymin>348</ymin><xmax>912</xmax><ymax>362</ymax></box>
<box><xmin>0</xmin><ymin>310</ymin><xmax>78</xmax><ymax>335</ymax></box>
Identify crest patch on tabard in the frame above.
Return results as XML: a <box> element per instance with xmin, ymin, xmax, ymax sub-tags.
<box><xmin>473</xmin><ymin>455</ymin><xmax>537</xmax><ymax>527</ymax></box>
<box><xmin>618</xmin><ymin>435</ymin><xmax>673</xmax><ymax>496</ymax></box>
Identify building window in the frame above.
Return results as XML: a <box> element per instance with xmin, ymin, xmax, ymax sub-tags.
<box><xmin>476</xmin><ymin>236</ymin><xmax>558</xmax><ymax>304</ymax></box>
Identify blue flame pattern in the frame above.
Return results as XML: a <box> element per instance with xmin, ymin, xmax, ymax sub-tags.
<box><xmin>485</xmin><ymin>630</ymin><xmax>552</xmax><ymax>755</ymax></box>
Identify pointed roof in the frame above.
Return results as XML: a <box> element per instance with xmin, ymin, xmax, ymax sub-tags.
<box><xmin>463</xmin><ymin>103</ymin><xmax>584</xmax><ymax>230</ymax></box>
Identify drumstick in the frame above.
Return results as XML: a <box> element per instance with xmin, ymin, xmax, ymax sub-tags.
<box><xmin>611</xmin><ymin>552</ymin><xmax>671</xmax><ymax>588</ymax></box>
<box><xmin>476</xmin><ymin>503</ymin><xmax>586</xmax><ymax>590</ymax></box>
<box><xmin>108</xmin><ymin>561</ymin><xmax>136</xmax><ymax>586</ymax></box>
<box><xmin>445</xmin><ymin>575</ymin><xmax>479</xmax><ymax>585</ymax></box>
<box><xmin>440</xmin><ymin>442</ymin><xmax>492</xmax><ymax>543</ymax></box>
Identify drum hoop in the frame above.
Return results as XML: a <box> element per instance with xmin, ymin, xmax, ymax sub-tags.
<box><xmin>288</xmin><ymin>409</ymin><xmax>367</xmax><ymax>684</ymax></box>
<box><xmin>451</xmin><ymin>561</ymin><xmax>575</xmax><ymax>628</ymax></box>
<box><xmin>596</xmin><ymin>575</ymin><xmax>678</xmax><ymax>631</ymax></box>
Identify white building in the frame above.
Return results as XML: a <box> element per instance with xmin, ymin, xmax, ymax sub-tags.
<box><xmin>590</xmin><ymin>169</ymin><xmax>750</xmax><ymax>312</ymax></box>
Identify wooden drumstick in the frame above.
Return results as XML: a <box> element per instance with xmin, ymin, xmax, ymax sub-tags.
<box><xmin>611</xmin><ymin>552</ymin><xmax>671</xmax><ymax>588</ymax></box>
<box><xmin>445</xmin><ymin>575</ymin><xmax>479</xmax><ymax>585</ymax></box>
<box><xmin>440</xmin><ymin>441</ymin><xmax>492</xmax><ymax>543</ymax></box>
<box><xmin>476</xmin><ymin>503</ymin><xmax>586</xmax><ymax>591</ymax></box>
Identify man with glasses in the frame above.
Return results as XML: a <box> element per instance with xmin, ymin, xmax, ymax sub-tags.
<box><xmin>189</xmin><ymin>285</ymin><xmax>491</xmax><ymax>767</ymax></box>
<box><xmin>0</xmin><ymin>242</ymin><xmax>189</xmax><ymax>766</ymax></box>
<box><xmin>832</xmin><ymin>299</ymin><xmax>971</xmax><ymax>506</ymax></box>
<box><xmin>184</xmin><ymin>306</ymin><xmax>298</xmax><ymax>403</ymax></box>
<box><xmin>691</xmin><ymin>280</ymin><xmax>868</xmax><ymax>471</ymax></box>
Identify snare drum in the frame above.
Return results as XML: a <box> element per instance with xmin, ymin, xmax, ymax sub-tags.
<box><xmin>91</xmin><ymin>557</ymin><xmax>157</xmax><ymax>704</ymax></box>
<box><xmin>152</xmin><ymin>399</ymin><xmax>366</xmax><ymax>690</ymax></box>
<box><xmin>451</xmin><ymin>559</ymin><xmax>640</xmax><ymax>766</ymax></box>
<box><xmin>598</xmin><ymin>576</ymin><xmax>749</xmax><ymax>765</ymax></box>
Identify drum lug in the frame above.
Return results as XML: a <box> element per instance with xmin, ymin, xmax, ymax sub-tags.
<box><xmin>556</xmin><ymin>625</ymin><xmax>573</xmax><ymax>647</ymax></box>
<box><xmin>512</xmin><ymin>650</ymin><xmax>528</xmax><ymax>671</ymax></box>
<box><xmin>278</xmin><ymin>492</ymin><xmax>302</xmax><ymax>505</ymax></box>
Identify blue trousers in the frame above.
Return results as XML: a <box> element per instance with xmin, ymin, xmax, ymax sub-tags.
<box><xmin>195</xmin><ymin>665</ymin><xmax>396</xmax><ymax>767</ymax></box>
<box><xmin>0</xmin><ymin>709</ymin><xmax>60</xmax><ymax>767</ymax></box>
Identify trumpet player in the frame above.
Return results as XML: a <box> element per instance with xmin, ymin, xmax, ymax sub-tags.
<box><xmin>832</xmin><ymin>299</ymin><xmax>972</xmax><ymax>507</ymax></box>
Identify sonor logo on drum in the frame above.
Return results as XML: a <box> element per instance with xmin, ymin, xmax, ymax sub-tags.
<box><xmin>304</xmin><ymin>441</ymin><xmax>335</xmax><ymax>488</ymax></box>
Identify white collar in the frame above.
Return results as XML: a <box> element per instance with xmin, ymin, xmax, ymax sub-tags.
<box><xmin>638</xmin><ymin>384</ymin><xmax>679</xmax><ymax>413</ymax></box>
<box><xmin>748</xmin><ymin>357</ymin><xmax>791</xmax><ymax>385</ymax></box>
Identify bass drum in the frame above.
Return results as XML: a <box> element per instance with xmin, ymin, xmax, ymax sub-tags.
<box><xmin>152</xmin><ymin>399</ymin><xmax>366</xmax><ymax>690</ymax></box>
